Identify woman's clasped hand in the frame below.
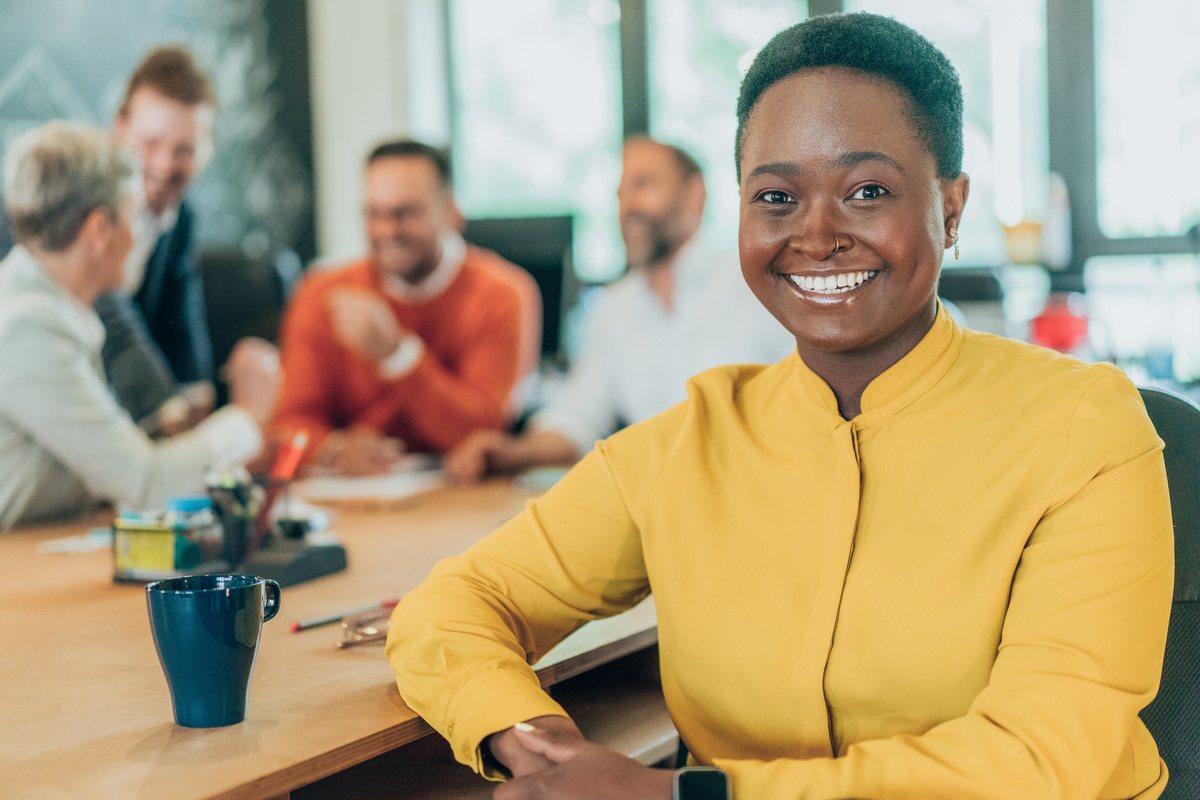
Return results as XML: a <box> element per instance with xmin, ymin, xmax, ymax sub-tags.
<box><xmin>488</xmin><ymin>717</ymin><xmax>674</xmax><ymax>800</ymax></box>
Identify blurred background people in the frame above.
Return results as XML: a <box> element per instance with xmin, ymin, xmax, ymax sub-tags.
<box><xmin>0</xmin><ymin>122</ymin><xmax>278</xmax><ymax>530</ymax></box>
<box><xmin>445</xmin><ymin>136</ymin><xmax>794</xmax><ymax>482</ymax></box>
<box><xmin>271</xmin><ymin>140</ymin><xmax>539</xmax><ymax>476</ymax></box>
<box><xmin>97</xmin><ymin>45</ymin><xmax>222</xmax><ymax>435</ymax></box>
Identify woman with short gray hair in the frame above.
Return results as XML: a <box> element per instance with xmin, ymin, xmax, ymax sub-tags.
<box><xmin>5</xmin><ymin>121</ymin><xmax>132</xmax><ymax>253</ymax></box>
<box><xmin>0</xmin><ymin>121</ymin><xmax>279</xmax><ymax>529</ymax></box>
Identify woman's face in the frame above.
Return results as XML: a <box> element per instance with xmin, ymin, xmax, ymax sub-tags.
<box><xmin>738</xmin><ymin>67</ymin><xmax>968</xmax><ymax>367</ymax></box>
<box><xmin>96</xmin><ymin>194</ymin><xmax>135</xmax><ymax>292</ymax></box>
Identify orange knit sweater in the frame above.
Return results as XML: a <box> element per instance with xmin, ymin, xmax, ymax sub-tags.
<box><xmin>272</xmin><ymin>247</ymin><xmax>526</xmax><ymax>456</ymax></box>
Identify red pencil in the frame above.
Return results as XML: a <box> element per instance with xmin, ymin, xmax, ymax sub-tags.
<box><xmin>271</xmin><ymin>429</ymin><xmax>310</xmax><ymax>480</ymax></box>
<box><xmin>290</xmin><ymin>599</ymin><xmax>400</xmax><ymax>632</ymax></box>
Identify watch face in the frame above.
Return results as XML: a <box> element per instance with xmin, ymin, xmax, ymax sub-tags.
<box><xmin>675</xmin><ymin>767</ymin><xmax>731</xmax><ymax>800</ymax></box>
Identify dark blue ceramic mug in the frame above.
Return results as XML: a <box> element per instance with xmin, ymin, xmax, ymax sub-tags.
<box><xmin>145</xmin><ymin>574</ymin><xmax>281</xmax><ymax>728</ymax></box>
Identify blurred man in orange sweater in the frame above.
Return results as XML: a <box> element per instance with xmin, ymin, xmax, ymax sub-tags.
<box><xmin>273</xmin><ymin>140</ymin><xmax>536</xmax><ymax>475</ymax></box>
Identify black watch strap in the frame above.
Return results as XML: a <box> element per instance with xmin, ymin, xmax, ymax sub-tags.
<box><xmin>673</xmin><ymin>766</ymin><xmax>731</xmax><ymax>800</ymax></box>
<box><xmin>478</xmin><ymin>736</ymin><xmax>512</xmax><ymax>780</ymax></box>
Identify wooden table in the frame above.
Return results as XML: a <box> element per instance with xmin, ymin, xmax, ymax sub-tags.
<box><xmin>0</xmin><ymin>481</ymin><xmax>665</xmax><ymax>800</ymax></box>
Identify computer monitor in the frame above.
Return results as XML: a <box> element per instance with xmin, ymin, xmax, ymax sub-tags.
<box><xmin>463</xmin><ymin>216</ymin><xmax>575</xmax><ymax>361</ymax></box>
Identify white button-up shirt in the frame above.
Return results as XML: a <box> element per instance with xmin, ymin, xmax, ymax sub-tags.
<box><xmin>533</xmin><ymin>235</ymin><xmax>795</xmax><ymax>453</ymax></box>
<box><xmin>121</xmin><ymin>201</ymin><xmax>179</xmax><ymax>296</ymax></box>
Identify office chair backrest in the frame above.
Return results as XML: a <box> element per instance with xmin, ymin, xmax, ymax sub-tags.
<box><xmin>1137</xmin><ymin>386</ymin><xmax>1200</xmax><ymax>800</ymax></box>
<box><xmin>202</xmin><ymin>247</ymin><xmax>300</xmax><ymax>405</ymax></box>
<box><xmin>463</xmin><ymin>216</ymin><xmax>575</xmax><ymax>362</ymax></box>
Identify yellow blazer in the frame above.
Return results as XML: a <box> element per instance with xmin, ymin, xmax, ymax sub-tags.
<box><xmin>389</xmin><ymin>307</ymin><xmax>1173</xmax><ymax>800</ymax></box>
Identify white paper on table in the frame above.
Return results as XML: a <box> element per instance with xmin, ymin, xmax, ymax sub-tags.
<box><xmin>37</xmin><ymin>527</ymin><xmax>113</xmax><ymax>554</ymax></box>
<box><xmin>294</xmin><ymin>457</ymin><xmax>444</xmax><ymax>504</ymax></box>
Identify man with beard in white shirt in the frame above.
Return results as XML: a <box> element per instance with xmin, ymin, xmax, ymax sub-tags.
<box><xmin>445</xmin><ymin>137</ymin><xmax>794</xmax><ymax>482</ymax></box>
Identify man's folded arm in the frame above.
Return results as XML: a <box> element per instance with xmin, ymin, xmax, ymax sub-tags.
<box><xmin>95</xmin><ymin>292</ymin><xmax>179</xmax><ymax>425</ymax></box>
<box><xmin>355</xmin><ymin>290</ymin><xmax>524</xmax><ymax>450</ymax></box>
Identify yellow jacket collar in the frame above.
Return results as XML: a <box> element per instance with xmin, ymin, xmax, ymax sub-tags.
<box><xmin>788</xmin><ymin>302</ymin><xmax>964</xmax><ymax>426</ymax></box>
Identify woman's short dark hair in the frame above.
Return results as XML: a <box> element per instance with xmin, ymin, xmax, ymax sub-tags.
<box><xmin>735</xmin><ymin>12</ymin><xmax>964</xmax><ymax>181</ymax></box>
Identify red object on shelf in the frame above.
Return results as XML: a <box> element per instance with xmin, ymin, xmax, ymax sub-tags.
<box><xmin>1031</xmin><ymin>293</ymin><xmax>1089</xmax><ymax>354</ymax></box>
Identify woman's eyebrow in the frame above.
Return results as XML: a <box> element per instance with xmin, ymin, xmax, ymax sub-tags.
<box><xmin>832</xmin><ymin>150</ymin><xmax>904</xmax><ymax>171</ymax></box>
<box><xmin>746</xmin><ymin>151</ymin><xmax>904</xmax><ymax>181</ymax></box>
<box><xmin>746</xmin><ymin>161</ymin><xmax>803</xmax><ymax>180</ymax></box>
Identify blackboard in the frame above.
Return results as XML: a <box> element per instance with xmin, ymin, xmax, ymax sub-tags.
<box><xmin>0</xmin><ymin>0</ymin><xmax>315</xmax><ymax>260</ymax></box>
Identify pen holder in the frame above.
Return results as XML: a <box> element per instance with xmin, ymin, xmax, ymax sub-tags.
<box><xmin>207</xmin><ymin>476</ymin><xmax>265</xmax><ymax>569</ymax></box>
<box><xmin>253</xmin><ymin>476</ymin><xmax>291</xmax><ymax>547</ymax></box>
<box><xmin>208</xmin><ymin>471</ymin><xmax>347</xmax><ymax>587</ymax></box>
<box><xmin>219</xmin><ymin>513</ymin><xmax>251</xmax><ymax>568</ymax></box>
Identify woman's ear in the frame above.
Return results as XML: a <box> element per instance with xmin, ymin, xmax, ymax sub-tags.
<box><xmin>942</xmin><ymin>172</ymin><xmax>970</xmax><ymax>247</ymax></box>
<box><xmin>684</xmin><ymin>174</ymin><xmax>707</xmax><ymax>220</ymax></box>
<box><xmin>443</xmin><ymin>193</ymin><xmax>467</xmax><ymax>234</ymax></box>
<box><xmin>77</xmin><ymin>207</ymin><xmax>119</xmax><ymax>260</ymax></box>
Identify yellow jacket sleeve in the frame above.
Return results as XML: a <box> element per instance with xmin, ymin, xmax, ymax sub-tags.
<box><xmin>387</xmin><ymin>444</ymin><xmax>654</xmax><ymax>771</ymax></box>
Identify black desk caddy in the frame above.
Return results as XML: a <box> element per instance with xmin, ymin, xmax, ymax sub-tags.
<box><xmin>210</xmin><ymin>477</ymin><xmax>347</xmax><ymax>588</ymax></box>
<box><xmin>238</xmin><ymin>535</ymin><xmax>347</xmax><ymax>588</ymax></box>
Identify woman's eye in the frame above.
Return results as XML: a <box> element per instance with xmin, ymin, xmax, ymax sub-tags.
<box><xmin>755</xmin><ymin>190</ymin><xmax>794</xmax><ymax>204</ymax></box>
<box><xmin>850</xmin><ymin>184</ymin><xmax>889</xmax><ymax>200</ymax></box>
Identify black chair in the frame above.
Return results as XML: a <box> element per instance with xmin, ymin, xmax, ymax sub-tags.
<box><xmin>1137</xmin><ymin>386</ymin><xmax>1200</xmax><ymax>799</ymax></box>
<box><xmin>201</xmin><ymin>247</ymin><xmax>301</xmax><ymax>405</ymax></box>
<box><xmin>463</xmin><ymin>216</ymin><xmax>576</xmax><ymax>364</ymax></box>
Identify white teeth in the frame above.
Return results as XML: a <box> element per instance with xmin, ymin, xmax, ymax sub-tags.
<box><xmin>786</xmin><ymin>271</ymin><xmax>877</xmax><ymax>294</ymax></box>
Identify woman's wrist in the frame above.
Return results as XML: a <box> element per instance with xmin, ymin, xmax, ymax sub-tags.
<box><xmin>482</xmin><ymin>715</ymin><xmax>576</xmax><ymax>779</ymax></box>
<box><xmin>479</xmin><ymin>730</ymin><xmax>513</xmax><ymax>779</ymax></box>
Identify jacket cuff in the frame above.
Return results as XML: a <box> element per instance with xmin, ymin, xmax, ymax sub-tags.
<box><xmin>378</xmin><ymin>335</ymin><xmax>425</xmax><ymax>380</ymax></box>
<box><xmin>196</xmin><ymin>406</ymin><xmax>263</xmax><ymax>469</ymax></box>
<box><xmin>441</xmin><ymin>667</ymin><xmax>570</xmax><ymax>777</ymax></box>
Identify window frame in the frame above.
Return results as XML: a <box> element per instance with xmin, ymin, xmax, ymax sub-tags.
<box><xmin>442</xmin><ymin>0</ymin><xmax>1180</xmax><ymax>281</ymax></box>
<box><xmin>1048</xmin><ymin>0</ymin><xmax>1198</xmax><ymax>279</ymax></box>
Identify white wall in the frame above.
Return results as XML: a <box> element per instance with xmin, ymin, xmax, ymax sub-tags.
<box><xmin>306</xmin><ymin>0</ymin><xmax>451</xmax><ymax>263</ymax></box>
<box><xmin>307</xmin><ymin>0</ymin><xmax>409</xmax><ymax>262</ymax></box>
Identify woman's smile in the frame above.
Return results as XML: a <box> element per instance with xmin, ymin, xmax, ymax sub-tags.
<box><xmin>779</xmin><ymin>268</ymin><xmax>880</xmax><ymax>299</ymax></box>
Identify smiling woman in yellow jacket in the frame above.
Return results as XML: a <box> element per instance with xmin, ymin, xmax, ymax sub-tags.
<box><xmin>387</xmin><ymin>13</ymin><xmax>1173</xmax><ymax>800</ymax></box>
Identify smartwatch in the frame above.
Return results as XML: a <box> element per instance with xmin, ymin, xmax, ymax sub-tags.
<box><xmin>673</xmin><ymin>766</ymin><xmax>731</xmax><ymax>800</ymax></box>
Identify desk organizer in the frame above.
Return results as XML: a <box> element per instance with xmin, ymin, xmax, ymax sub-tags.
<box><xmin>113</xmin><ymin>481</ymin><xmax>347</xmax><ymax>587</ymax></box>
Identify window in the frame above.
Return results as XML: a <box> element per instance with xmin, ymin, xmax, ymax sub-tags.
<box><xmin>450</xmin><ymin>0</ymin><xmax>1054</xmax><ymax>274</ymax></box>
<box><xmin>448</xmin><ymin>0</ymin><xmax>625</xmax><ymax>282</ymax></box>
<box><xmin>1094</xmin><ymin>0</ymin><xmax>1200</xmax><ymax>239</ymax></box>
<box><xmin>647</xmin><ymin>0</ymin><xmax>808</xmax><ymax>251</ymax></box>
<box><xmin>847</xmin><ymin>0</ymin><xmax>1049</xmax><ymax>268</ymax></box>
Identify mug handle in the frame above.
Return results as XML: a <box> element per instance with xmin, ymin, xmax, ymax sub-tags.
<box><xmin>262</xmin><ymin>579</ymin><xmax>282</xmax><ymax>622</ymax></box>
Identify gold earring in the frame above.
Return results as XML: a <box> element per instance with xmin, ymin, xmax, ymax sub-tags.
<box><xmin>950</xmin><ymin>228</ymin><xmax>959</xmax><ymax>260</ymax></box>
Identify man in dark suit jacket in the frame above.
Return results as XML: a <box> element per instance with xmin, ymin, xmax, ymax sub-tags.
<box><xmin>97</xmin><ymin>45</ymin><xmax>218</xmax><ymax>433</ymax></box>
<box><xmin>96</xmin><ymin>199</ymin><xmax>212</xmax><ymax>427</ymax></box>
<box><xmin>0</xmin><ymin>200</ymin><xmax>10</xmax><ymax>258</ymax></box>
